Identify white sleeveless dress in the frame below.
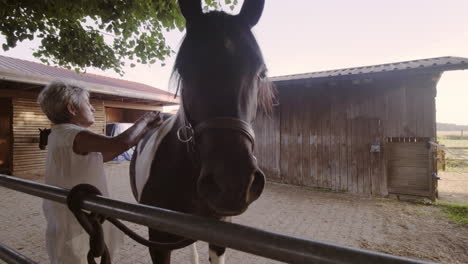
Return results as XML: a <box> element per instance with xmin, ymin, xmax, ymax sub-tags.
<box><xmin>42</xmin><ymin>123</ymin><xmax>123</xmax><ymax>264</ymax></box>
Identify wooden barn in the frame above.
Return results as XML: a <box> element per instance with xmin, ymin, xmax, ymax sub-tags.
<box><xmin>254</xmin><ymin>57</ymin><xmax>468</xmax><ymax>200</ymax></box>
<box><xmin>0</xmin><ymin>55</ymin><xmax>177</xmax><ymax>177</ymax></box>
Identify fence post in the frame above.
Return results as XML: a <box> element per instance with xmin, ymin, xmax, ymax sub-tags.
<box><xmin>437</xmin><ymin>149</ymin><xmax>446</xmax><ymax>171</ymax></box>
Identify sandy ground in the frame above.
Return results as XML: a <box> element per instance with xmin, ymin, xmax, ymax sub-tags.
<box><xmin>1</xmin><ymin>162</ymin><xmax>467</xmax><ymax>263</ymax></box>
<box><xmin>438</xmin><ymin>171</ymin><xmax>468</xmax><ymax>203</ymax></box>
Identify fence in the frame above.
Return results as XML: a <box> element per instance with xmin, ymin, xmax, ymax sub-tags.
<box><xmin>437</xmin><ymin>147</ymin><xmax>468</xmax><ymax>171</ymax></box>
<box><xmin>0</xmin><ymin>243</ymin><xmax>38</xmax><ymax>264</ymax></box>
<box><xmin>0</xmin><ymin>174</ymin><xmax>427</xmax><ymax>264</ymax></box>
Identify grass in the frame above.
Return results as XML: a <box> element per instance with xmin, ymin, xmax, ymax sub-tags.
<box><xmin>436</xmin><ymin>201</ymin><xmax>468</xmax><ymax>225</ymax></box>
<box><xmin>412</xmin><ymin>198</ymin><xmax>434</xmax><ymax>205</ymax></box>
<box><xmin>436</xmin><ymin>132</ymin><xmax>468</xmax><ymax>223</ymax></box>
<box><xmin>438</xmin><ymin>139</ymin><xmax>468</xmax><ymax>147</ymax></box>
<box><xmin>437</xmin><ymin>134</ymin><xmax>468</xmax><ymax>146</ymax></box>
<box><xmin>445</xmin><ymin>160</ymin><xmax>468</xmax><ymax>172</ymax></box>
<box><xmin>408</xmin><ymin>200</ymin><xmax>468</xmax><ymax>225</ymax></box>
<box><xmin>437</xmin><ymin>130</ymin><xmax>468</xmax><ymax>137</ymax></box>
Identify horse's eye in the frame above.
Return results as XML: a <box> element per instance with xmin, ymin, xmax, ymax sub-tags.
<box><xmin>258</xmin><ymin>70</ymin><xmax>267</xmax><ymax>80</ymax></box>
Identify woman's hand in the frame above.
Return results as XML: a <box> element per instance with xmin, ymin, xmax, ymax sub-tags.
<box><xmin>140</xmin><ymin>111</ymin><xmax>163</xmax><ymax>130</ymax></box>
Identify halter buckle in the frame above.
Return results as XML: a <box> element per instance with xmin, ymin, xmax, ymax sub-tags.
<box><xmin>177</xmin><ymin>125</ymin><xmax>194</xmax><ymax>143</ymax></box>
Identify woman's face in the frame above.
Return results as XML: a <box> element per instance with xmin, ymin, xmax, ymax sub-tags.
<box><xmin>70</xmin><ymin>96</ymin><xmax>95</xmax><ymax>127</ymax></box>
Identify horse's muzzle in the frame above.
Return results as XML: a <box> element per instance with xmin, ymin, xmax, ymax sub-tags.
<box><xmin>197</xmin><ymin>167</ymin><xmax>266</xmax><ymax>216</ymax></box>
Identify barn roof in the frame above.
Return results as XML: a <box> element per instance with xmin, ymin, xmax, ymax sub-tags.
<box><xmin>0</xmin><ymin>55</ymin><xmax>178</xmax><ymax>106</ymax></box>
<box><xmin>271</xmin><ymin>56</ymin><xmax>468</xmax><ymax>84</ymax></box>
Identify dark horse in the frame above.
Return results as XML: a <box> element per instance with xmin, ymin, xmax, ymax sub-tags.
<box><xmin>130</xmin><ymin>0</ymin><xmax>274</xmax><ymax>263</ymax></box>
<box><xmin>38</xmin><ymin>128</ymin><xmax>51</xmax><ymax>150</ymax></box>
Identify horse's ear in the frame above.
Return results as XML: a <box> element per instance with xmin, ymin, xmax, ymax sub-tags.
<box><xmin>179</xmin><ymin>0</ymin><xmax>203</xmax><ymax>25</ymax></box>
<box><xmin>238</xmin><ymin>0</ymin><xmax>265</xmax><ymax>28</ymax></box>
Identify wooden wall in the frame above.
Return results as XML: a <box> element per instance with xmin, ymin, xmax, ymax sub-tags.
<box><xmin>11</xmin><ymin>97</ymin><xmax>51</xmax><ymax>177</ymax></box>
<box><xmin>0</xmin><ymin>98</ymin><xmax>12</xmax><ymax>174</ymax></box>
<box><xmin>90</xmin><ymin>100</ymin><xmax>105</xmax><ymax>135</ymax></box>
<box><xmin>255</xmin><ymin>73</ymin><xmax>438</xmax><ymax>196</ymax></box>
<box><xmin>386</xmin><ymin>142</ymin><xmax>433</xmax><ymax>197</ymax></box>
<box><xmin>6</xmin><ymin>96</ymin><xmax>105</xmax><ymax>177</ymax></box>
<box><xmin>105</xmin><ymin>107</ymin><xmax>150</xmax><ymax>123</ymax></box>
<box><xmin>253</xmin><ymin>106</ymin><xmax>281</xmax><ymax>180</ymax></box>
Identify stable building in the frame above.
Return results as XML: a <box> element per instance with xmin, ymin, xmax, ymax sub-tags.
<box><xmin>254</xmin><ymin>56</ymin><xmax>468</xmax><ymax>200</ymax></box>
<box><xmin>0</xmin><ymin>55</ymin><xmax>177</xmax><ymax>177</ymax></box>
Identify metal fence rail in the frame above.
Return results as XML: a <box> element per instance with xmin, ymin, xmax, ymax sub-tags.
<box><xmin>0</xmin><ymin>243</ymin><xmax>38</xmax><ymax>264</ymax></box>
<box><xmin>0</xmin><ymin>174</ymin><xmax>428</xmax><ymax>264</ymax></box>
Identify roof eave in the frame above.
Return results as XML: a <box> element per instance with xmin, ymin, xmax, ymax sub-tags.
<box><xmin>271</xmin><ymin>63</ymin><xmax>468</xmax><ymax>85</ymax></box>
<box><xmin>0</xmin><ymin>69</ymin><xmax>179</xmax><ymax>105</ymax></box>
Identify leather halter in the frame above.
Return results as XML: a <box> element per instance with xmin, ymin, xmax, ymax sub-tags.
<box><xmin>177</xmin><ymin>114</ymin><xmax>256</xmax><ymax>152</ymax></box>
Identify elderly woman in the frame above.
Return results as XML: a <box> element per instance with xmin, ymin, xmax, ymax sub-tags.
<box><xmin>38</xmin><ymin>80</ymin><xmax>162</xmax><ymax>264</ymax></box>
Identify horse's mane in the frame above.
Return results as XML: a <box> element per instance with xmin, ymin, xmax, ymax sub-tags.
<box><xmin>170</xmin><ymin>11</ymin><xmax>275</xmax><ymax>115</ymax></box>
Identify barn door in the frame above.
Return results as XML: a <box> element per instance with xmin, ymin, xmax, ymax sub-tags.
<box><xmin>0</xmin><ymin>98</ymin><xmax>12</xmax><ymax>174</ymax></box>
<box><xmin>346</xmin><ymin>118</ymin><xmax>384</xmax><ymax>195</ymax></box>
<box><xmin>386</xmin><ymin>138</ymin><xmax>435</xmax><ymax>199</ymax></box>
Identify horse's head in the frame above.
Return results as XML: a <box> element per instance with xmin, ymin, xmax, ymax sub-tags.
<box><xmin>38</xmin><ymin>128</ymin><xmax>51</xmax><ymax>150</ymax></box>
<box><xmin>175</xmin><ymin>0</ymin><xmax>274</xmax><ymax>216</ymax></box>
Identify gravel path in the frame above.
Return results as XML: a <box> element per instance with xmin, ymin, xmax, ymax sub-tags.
<box><xmin>1</xmin><ymin>162</ymin><xmax>467</xmax><ymax>263</ymax></box>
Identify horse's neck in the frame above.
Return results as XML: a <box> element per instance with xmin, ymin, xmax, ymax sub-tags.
<box><xmin>163</xmin><ymin>117</ymin><xmax>206</xmax><ymax>210</ymax></box>
<box><xmin>165</xmin><ymin>115</ymin><xmax>198</xmax><ymax>173</ymax></box>
<box><xmin>152</xmin><ymin>115</ymin><xmax>215</xmax><ymax>216</ymax></box>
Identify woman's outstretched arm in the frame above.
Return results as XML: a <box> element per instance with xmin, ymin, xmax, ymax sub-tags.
<box><xmin>73</xmin><ymin>111</ymin><xmax>162</xmax><ymax>162</ymax></box>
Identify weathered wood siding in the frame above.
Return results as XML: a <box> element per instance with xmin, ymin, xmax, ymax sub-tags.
<box><xmin>253</xmin><ymin>106</ymin><xmax>281</xmax><ymax>180</ymax></box>
<box><xmin>90</xmin><ymin>100</ymin><xmax>105</xmax><ymax>135</ymax></box>
<box><xmin>105</xmin><ymin>107</ymin><xmax>150</xmax><ymax>123</ymax></box>
<box><xmin>255</xmin><ymin>73</ymin><xmax>437</xmax><ymax>196</ymax></box>
<box><xmin>276</xmin><ymin>83</ymin><xmax>384</xmax><ymax>195</ymax></box>
<box><xmin>11</xmin><ymin>97</ymin><xmax>105</xmax><ymax>177</ymax></box>
<box><xmin>386</xmin><ymin>142</ymin><xmax>431</xmax><ymax>196</ymax></box>
<box><xmin>0</xmin><ymin>98</ymin><xmax>12</xmax><ymax>174</ymax></box>
<box><xmin>12</xmin><ymin>97</ymin><xmax>51</xmax><ymax>176</ymax></box>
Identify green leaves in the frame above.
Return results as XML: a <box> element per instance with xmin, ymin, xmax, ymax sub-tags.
<box><xmin>0</xmin><ymin>0</ymin><xmax>239</xmax><ymax>75</ymax></box>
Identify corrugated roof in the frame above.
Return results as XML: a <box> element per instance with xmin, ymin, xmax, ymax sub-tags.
<box><xmin>271</xmin><ymin>56</ymin><xmax>468</xmax><ymax>83</ymax></box>
<box><xmin>0</xmin><ymin>55</ymin><xmax>177</xmax><ymax>104</ymax></box>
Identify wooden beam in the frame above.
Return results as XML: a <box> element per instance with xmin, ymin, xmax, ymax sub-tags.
<box><xmin>0</xmin><ymin>89</ymin><xmax>37</xmax><ymax>99</ymax></box>
<box><xmin>103</xmin><ymin>101</ymin><xmax>164</xmax><ymax>111</ymax></box>
<box><xmin>19</xmin><ymin>84</ymin><xmax>43</xmax><ymax>90</ymax></box>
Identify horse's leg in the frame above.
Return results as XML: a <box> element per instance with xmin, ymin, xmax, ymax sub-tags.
<box><xmin>190</xmin><ymin>242</ymin><xmax>200</xmax><ymax>264</ymax></box>
<box><xmin>148</xmin><ymin>228</ymin><xmax>171</xmax><ymax>264</ymax></box>
<box><xmin>149</xmin><ymin>248</ymin><xmax>171</xmax><ymax>264</ymax></box>
<box><xmin>208</xmin><ymin>244</ymin><xmax>226</xmax><ymax>264</ymax></box>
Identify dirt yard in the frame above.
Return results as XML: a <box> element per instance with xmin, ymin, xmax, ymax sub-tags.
<box><xmin>1</xmin><ymin>162</ymin><xmax>467</xmax><ymax>263</ymax></box>
<box><xmin>438</xmin><ymin>171</ymin><xmax>468</xmax><ymax>203</ymax></box>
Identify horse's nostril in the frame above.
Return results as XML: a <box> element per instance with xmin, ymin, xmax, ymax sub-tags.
<box><xmin>248</xmin><ymin>170</ymin><xmax>265</xmax><ymax>203</ymax></box>
<box><xmin>198</xmin><ymin>167</ymin><xmax>265</xmax><ymax>214</ymax></box>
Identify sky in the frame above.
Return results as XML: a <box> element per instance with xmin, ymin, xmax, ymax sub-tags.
<box><xmin>2</xmin><ymin>0</ymin><xmax>468</xmax><ymax>125</ymax></box>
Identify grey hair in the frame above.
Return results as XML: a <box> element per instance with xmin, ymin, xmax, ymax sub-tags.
<box><xmin>37</xmin><ymin>80</ymin><xmax>90</xmax><ymax>124</ymax></box>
